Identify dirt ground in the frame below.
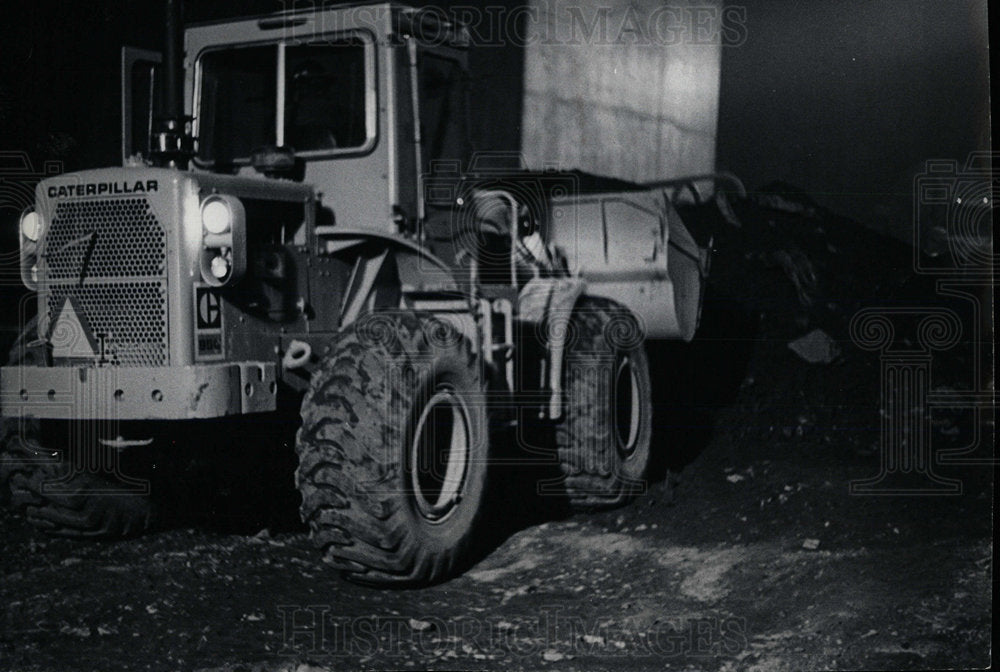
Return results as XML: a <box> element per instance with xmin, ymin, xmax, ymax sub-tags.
<box><xmin>0</xmin><ymin>195</ymin><xmax>993</xmax><ymax>671</ymax></box>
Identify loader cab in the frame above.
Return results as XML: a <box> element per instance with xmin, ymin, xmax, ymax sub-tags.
<box><xmin>122</xmin><ymin>2</ymin><xmax>470</xmax><ymax>235</ymax></box>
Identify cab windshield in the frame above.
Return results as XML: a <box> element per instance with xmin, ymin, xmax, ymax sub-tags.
<box><xmin>196</xmin><ymin>36</ymin><xmax>371</xmax><ymax>165</ymax></box>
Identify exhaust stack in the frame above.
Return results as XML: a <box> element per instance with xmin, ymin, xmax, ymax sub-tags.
<box><xmin>151</xmin><ymin>0</ymin><xmax>194</xmax><ymax>168</ymax></box>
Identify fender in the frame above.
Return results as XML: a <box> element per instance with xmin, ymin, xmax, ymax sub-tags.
<box><xmin>315</xmin><ymin>227</ymin><xmax>477</xmax><ymax>346</ymax></box>
<box><xmin>315</xmin><ymin>227</ymin><xmax>455</xmax><ymax>278</ymax></box>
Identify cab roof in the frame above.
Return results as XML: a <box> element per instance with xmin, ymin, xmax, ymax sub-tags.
<box><xmin>187</xmin><ymin>1</ymin><xmax>469</xmax><ymax>47</ymax></box>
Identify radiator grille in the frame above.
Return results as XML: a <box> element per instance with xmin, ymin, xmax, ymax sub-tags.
<box><xmin>46</xmin><ymin>198</ymin><xmax>165</xmax><ymax>279</ymax></box>
<box><xmin>43</xmin><ymin>196</ymin><xmax>169</xmax><ymax>367</ymax></box>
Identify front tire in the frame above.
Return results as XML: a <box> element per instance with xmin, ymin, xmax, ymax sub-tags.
<box><xmin>0</xmin><ymin>433</ymin><xmax>155</xmax><ymax>538</ymax></box>
<box><xmin>295</xmin><ymin>312</ymin><xmax>490</xmax><ymax>586</ymax></box>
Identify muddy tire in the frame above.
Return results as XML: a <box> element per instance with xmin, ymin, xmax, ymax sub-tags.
<box><xmin>0</xmin><ymin>318</ymin><xmax>155</xmax><ymax>537</ymax></box>
<box><xmin>0</xmin><ymin>438</ymin><xmax>155</xmax><ymax>537</ymax></box>
<box><xmin>295</xmin><ymin>312</ymin><xmax>490</xmax><ymax>586</ymax></box>
<box><xmin>555</xmin><ymin>297</ymin><xmax>653</xmax><ymax>510</ymax></box>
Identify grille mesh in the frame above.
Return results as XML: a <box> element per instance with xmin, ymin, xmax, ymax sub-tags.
<box><xmin>43</xmin><ymin>196</ymin><xmax>169</xmax><ymax>367</ymax></box>
<box><xmin>46</xmin><ymin>198</ymin><xmax>165</xmax><ymax>279</ymax></box>
<box><xmin>48</xmin><ymin>282</ymin><xmax>168</xmax><ymax>367</ymax></box>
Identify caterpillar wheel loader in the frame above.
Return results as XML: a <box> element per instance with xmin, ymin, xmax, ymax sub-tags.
<box><xmin>0</xmin><ymin>0</ymin><xmax>742</xmax><ymax>585</ymax></box>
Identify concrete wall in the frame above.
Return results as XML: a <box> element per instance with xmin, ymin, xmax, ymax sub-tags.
<box><xmin>520</xmin><ymin>0</ymin><xmax>723</xmax><ymax>182</ymax></box>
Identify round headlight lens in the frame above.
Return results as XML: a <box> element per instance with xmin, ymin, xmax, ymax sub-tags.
<box><xmin>20</xmin><ymin>211</ymin><xmax>42</xmax><ymax>242</ymax></box>
<box><xmin>202</xmin><ymin>199</ymin><xmax>232</xmax><ymax>235</ymax></box>
<box><xmin>210</xmin><ymin>255</ymin><xmax>230</xmax><ymax>279</ymax></box>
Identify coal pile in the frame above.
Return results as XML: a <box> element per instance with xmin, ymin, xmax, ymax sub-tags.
<box><xmin>662</xmin><ymin>180</ymin><xmax>989</xmax><ymax>471</ymax></box>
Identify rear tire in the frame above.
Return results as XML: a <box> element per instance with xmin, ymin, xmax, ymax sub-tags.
<box><xmin>295</xmin><ymin>312</ymin><xmax>490</xmax><ymax>586</ymax></box>
<box><xmin>554</xmin><ymin>297</ymin><xmax>653</xmax><ymax>510</ymax></box>
<box><xmin>0</xmin><ymin>318</ymin><xmax>155</xmax><ymax>537</ymax></box>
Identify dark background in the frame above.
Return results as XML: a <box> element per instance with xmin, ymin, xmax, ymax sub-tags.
<box><xmin>717</xmin><ymin>0</ymin><xmax>990</xmax><ymax>237</ymax></box>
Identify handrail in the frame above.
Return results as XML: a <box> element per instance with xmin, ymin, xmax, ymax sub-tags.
<box><xmin>643</xmin><ymin>171</ymin><xmax>746</xmax><ymax>205</ymax></box>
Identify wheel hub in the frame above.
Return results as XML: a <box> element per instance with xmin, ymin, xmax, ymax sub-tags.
<box><xmin>410</xmin><ymin>386</ymin><xmax>470</xmax><ymax>522</ymax></box>
<box><xmin>614</xmin><ymin>355</ymin><xmax>641</xmax><ymax>457</ymax></box>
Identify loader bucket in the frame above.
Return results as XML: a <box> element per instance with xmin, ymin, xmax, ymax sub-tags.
<box><xmin>546</xmin><ymin>187</ymin><xmax>710</xmax><ymax>341</ymax></box>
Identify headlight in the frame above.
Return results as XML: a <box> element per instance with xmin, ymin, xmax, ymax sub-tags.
<box><xmin>198</xmin><ymin>194</ymin><xmax>246</xmax><ymax>287</ymax></box>
<box><xmin>201</xmin><ymin>198</ymin><xmax>233</xmax><ymax>234</ymax></box>
<box><xmin>18</xmin><ymin>208</ymin><xmax>41</xmax><ymax>290</ymax></box>
<box><xmin>20</xmin><ymin>210</ymin><xmax>42</xmax><ymax>242</ymax></box>
<box><xmin>210</xmin><ymin>253</ymin><xmax>231</xmax><ymax>279</ymax></box>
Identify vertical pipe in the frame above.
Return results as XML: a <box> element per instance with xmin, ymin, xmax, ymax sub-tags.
<box><xmin>164</xmin><ymin>0</ymin><xmax>183</xmax><ymax>124</ymax></box>
<box><xmin>407</xmin><ymin>38</ymin><xmax>425</xmax><ymax>231</ymax></box>
<box><xmin>147</xmin><ymin>68</ymin><xmax>156</xmax><ymax>154</ymax></box>
<box><xmin>153</xmin><ymin>0</ymin><xmax>193</xmax><ymax>167</ymax></box>
<box><xmin>276</xmin><ymin>41</ymin><xmax>286</xmax><ymax>147</ymax></box>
